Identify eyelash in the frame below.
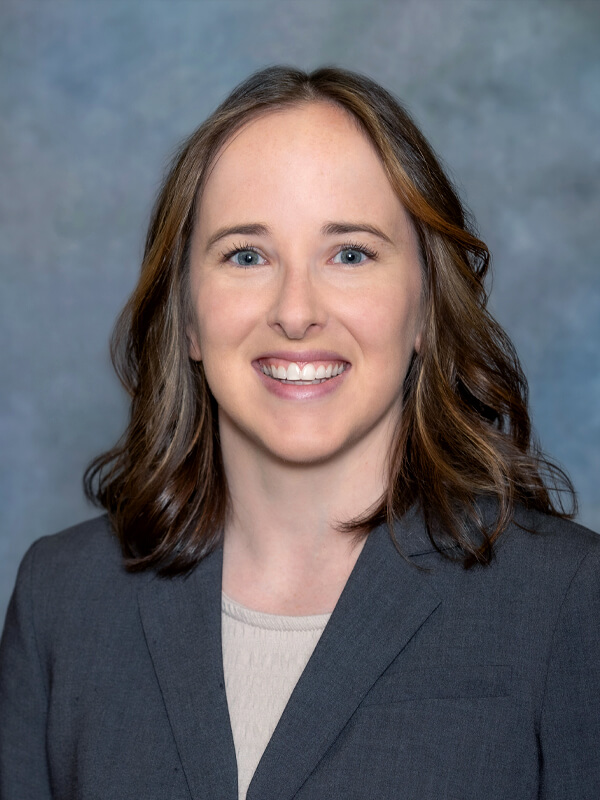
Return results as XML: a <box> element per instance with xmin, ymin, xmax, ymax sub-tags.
<box><xmin>337</xmin><ymin>241</ymin><xmax>379</xmax><ymax>262</ymax></box>
<box><xmin>220</xmin><ymin>240</ymin><xmax>379</xmax><ymax>264</ymax></box>
<box><xmin>220</xmin><ymin>241</ymin><xmax>261</xmax><ymax>263</ymax></box>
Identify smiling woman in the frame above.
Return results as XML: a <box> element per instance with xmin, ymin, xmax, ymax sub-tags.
<box><xmin>1</xmin><ymin>66</ymin><xmax>599</xmax><ymax>800</ymax></box>
<box><xmin>187</xmin><ymin>102</ymin><xmax>423</xmax><ymax>506</ymax></box>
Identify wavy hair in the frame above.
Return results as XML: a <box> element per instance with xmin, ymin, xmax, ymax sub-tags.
<box><xmin>84</xmin><ymin>65</ymin><xmax>575</xmax><ymax>573</ymax></box>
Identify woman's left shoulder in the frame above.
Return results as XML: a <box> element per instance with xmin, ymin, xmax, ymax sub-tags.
<box><xmin>494</xmin><ymin>506</ymin><xmax>600</xmax><ymax>589</ymax></box>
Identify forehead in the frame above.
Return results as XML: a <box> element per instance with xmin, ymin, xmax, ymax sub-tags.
<box><xmin>196</xmin><ymin>102</ymin><xmax>405</xmax><ymax>235</ymax></box>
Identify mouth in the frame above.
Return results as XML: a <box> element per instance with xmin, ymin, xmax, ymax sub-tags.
<box><xmin>256</xmin><ymin>359</ymin><xmax>349</xmax><ymax>385</ymax></box>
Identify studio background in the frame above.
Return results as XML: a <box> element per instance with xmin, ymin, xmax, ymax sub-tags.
<box><xmin>1</xmin><ymin>0</ymin><xmax>599</xmax><ymax>622</ymax></box>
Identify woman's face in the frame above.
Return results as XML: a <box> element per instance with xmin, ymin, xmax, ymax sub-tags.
<box><xmin>188</xmin><ymin>102</ymin><xmax>423</xmax><ymax>467</ymax></box>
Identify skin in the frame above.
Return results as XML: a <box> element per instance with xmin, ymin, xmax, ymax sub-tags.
<box><xmin>188</xmin><ymin>102</ymin><xmax>423</xmax><ymax>614</ymax></box>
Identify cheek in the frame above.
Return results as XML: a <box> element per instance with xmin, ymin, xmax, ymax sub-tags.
<box><xmin>193</xmin><ymin>285</ymin><xmax>250</xmax><ymax>348</ymax></box>
<box><xmin>347</xmin><ymin>284</ymin><xmax>422</xmax><ymax>366</ymax></box>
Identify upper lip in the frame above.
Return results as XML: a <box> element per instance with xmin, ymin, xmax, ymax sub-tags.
<box><xmin>254</xmin><ymin>350</ymin><xmax>349</xmax><ymax>364</ymax></box>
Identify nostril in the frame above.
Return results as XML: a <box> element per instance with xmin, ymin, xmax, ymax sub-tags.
<box><xmin>269</xmin><ymin>318</ymin><xmax>324</xmax><ymax>340</ymax></box>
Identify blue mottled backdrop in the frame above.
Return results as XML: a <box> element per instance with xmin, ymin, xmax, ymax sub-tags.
<box><xmin>1</xmin><ymin>0</ymin><xmax>599</xmax><ymax>620</ymax></box>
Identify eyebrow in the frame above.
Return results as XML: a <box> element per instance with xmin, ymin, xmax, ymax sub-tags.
<box><xmin>320</xmin><ymin>222</ymin><xmax>394</xmax><ymax>245</ymax></box>
<box><xmin>205</xmin><ymin>223</ymin><xmax>270</xmax><ymax>251</ymax></box>
<box><xmin>204</xmin><ymin>220</ymin><xmax>394</xmax><ymax>251</ymax></box>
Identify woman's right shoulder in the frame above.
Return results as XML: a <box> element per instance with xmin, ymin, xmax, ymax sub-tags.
<box><xmin>16</xmin><ymin>515</ymin><xmax>149</xmax><ymax>616</ymax></box>
<box><xmin>25</xmin><ymin>514</ymin><xmax>123</xmax><ymax>575</ymax></box>
<box><xmin>4</xmin><ymin>515</ymin><xmax>157</xmax><ymax>661</ymax></box>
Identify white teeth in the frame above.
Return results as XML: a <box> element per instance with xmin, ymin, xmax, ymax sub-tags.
<box><xmin>261</xmin><ymin>361</ymin><xmax>346</xmax><ymax>383</ymax></box>
<box><xmin>286</xmin><ymin>363</ymin><xmax>301</xmax><ymax>381</ymax></box>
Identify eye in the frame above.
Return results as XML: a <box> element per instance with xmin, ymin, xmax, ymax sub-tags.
<box><xmin>231</xmin><ymin>249</ymin><xmax>265</xmax><ymax>267</ymax></box>
<box><xmin>331</xmin><ymin>246</ymin><xmax>377</xmax><ymax>265</ymax></box>
<box><xmin>224</xmin><ymin>247</ymin><xmax>267</xmax><ymax>267</ymax></box>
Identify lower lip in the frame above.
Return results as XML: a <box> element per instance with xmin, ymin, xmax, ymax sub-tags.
<box><xmin>253</xmin><ymin>364</ymin><xmax>350</xmax><ymax>400</ymax></box>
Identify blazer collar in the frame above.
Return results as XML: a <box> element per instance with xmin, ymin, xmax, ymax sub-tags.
<box><xmin>139</xmin><ymin>549</ymin><xmax>238</xmax><ymax>800</ymax></box>
<box><xmin>139</xmin><ymin>508</ymin><xmax>441</xmax><ymax>800</ymax></box>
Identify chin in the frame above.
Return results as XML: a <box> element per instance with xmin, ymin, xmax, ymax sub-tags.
<box><xmin>257</xmin><ymin>429</ymin><xmax>359</xmax><ymax>468</ymax></box>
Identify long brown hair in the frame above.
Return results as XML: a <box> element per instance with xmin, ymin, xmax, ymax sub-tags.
<box><xmin>84</xmin><ymin>65</ymin><xmax>575</xmax><ymax>573</ymax></box>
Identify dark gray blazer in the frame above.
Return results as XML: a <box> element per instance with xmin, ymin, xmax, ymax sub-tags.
<box><xmin>1</xmin><ymin>508</ymin><xmax>599</xmax><ymax>800</ymax></box>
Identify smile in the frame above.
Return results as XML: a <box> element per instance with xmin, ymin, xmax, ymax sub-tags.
<box><xmin>258</xmin><ymin>361</ymin><xmax>348</xmax><ymax>385</ymax></box>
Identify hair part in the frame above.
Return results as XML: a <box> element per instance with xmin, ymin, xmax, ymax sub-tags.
<box><xmin>84</xmin><ymin>65</ymin><xmax>575</xmax><ymax>573</ymax></box>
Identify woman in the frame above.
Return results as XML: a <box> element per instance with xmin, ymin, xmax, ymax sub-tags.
<box><xmin>1</xmin><ymin>66</ymin><xmax>598</xmax><ymax>800</ymax></box>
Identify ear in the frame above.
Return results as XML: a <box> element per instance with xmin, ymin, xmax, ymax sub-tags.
<box><xmin>187</xmin><ymin>327</ymin><xmax>202</xmax><ymax>361</ymax></box>
<box><xmin>414</xmin><ymin>330</ymin><xmax>422</xmax><ymax>354</ymax></box>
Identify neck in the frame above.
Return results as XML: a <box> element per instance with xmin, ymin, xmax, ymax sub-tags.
<box><xmin>219</xmin><ymin>417</ymin><xmax>392</xmax><ymax>613</ymax></box>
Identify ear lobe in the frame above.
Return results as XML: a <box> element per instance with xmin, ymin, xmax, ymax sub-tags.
<box><xmin>414</xmin><ymin>331</ymin><xmax>422</xmax><ymax>354</ymax></box>
<box><xmin>187</xmin><ymin>329</ymin><xmax>202</xmax><ymax>361</ymax></box>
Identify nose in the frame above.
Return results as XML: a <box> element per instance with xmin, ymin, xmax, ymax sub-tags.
<box><xmin>267</xmin><ymin>265</ymin><xmax>327</xmax><ymax>339</ymax></box>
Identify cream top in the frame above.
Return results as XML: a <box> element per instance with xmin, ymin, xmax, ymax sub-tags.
<box><xmin>221</xmin><ymin>592</ymin><xmax>331</xmax><ymax>800</ymax></box>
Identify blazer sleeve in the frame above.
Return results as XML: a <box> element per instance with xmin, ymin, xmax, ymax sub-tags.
<box><xmin>538</xmin><ymin>546</ymin><xmax>600</xmax><ymax>799</ymax></box>
<box><xmin>0</xmin><ymin>540</ymin><xmax>53</xmax><ymax>799</ymax></box>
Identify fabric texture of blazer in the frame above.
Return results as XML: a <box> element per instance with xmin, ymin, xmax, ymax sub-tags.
<box><xmin>1</xmin><ymin>506</ymin><xmax>599</xmax><ymax>800</ymax></box>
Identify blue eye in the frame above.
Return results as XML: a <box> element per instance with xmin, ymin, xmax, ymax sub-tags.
<box><xmin>333</xmin><ymin>248</ymin><xmax>369</xmax><ymax>265</ymax></box>
<box><xmin>230</xmin><ymin>249</ymin><xmax>265</xmax><ymax>267</ymax></box>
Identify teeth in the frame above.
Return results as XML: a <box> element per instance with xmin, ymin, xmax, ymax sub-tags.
<box><xmin>286</xmin><ymin>363</ymin><xmax>301</xmax><ymax>380</ymax></box>
<box><xmin>261</xmin><ymin>361</ymin><xmax>346</xmax><ymax>383</ymax></box>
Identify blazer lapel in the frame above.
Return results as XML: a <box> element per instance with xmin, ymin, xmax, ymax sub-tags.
<box><xmin>247</xmin><ymin>512</ymin><xmax>442</xmax><ymax>800</ymax></box>
<box><xmin>138</xmin><ymin>546</ymin><xmax>237</xmax><ymax>800</ymax></box>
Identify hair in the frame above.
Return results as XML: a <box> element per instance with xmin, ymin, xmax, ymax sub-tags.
<box><xmin>84</xmin><ymin>65</ymin><xmax>576</xmax><ymax>573</ymax></box>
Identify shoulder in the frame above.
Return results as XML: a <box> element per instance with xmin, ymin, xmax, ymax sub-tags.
<box><xmin>496</xmin><ymin>507</ymin><xmax>600</xmax><ymax>574</ymax></box>
<box><xmin>413</xmin><ymin>505</ymin><xmax>600</xmax><ymax>614</ymax></box>
<box><xmin>23</xmin><ymin>514</ymin><xmax>127</xmax><ymax>589</ymax></box>
<box><xmin>15</xmin><ymin>516</ymin><xmax>149</xmax><ymax>641</ymax></box>
<box><xmin>478</xmin><ymin>508</ymin><xmax>600</xmax><ymax>616</ymax></box>
<box><xmin>28</xmin><ymin>513</ymin><xmax>121</xmax><ymax>566</ymax></box>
